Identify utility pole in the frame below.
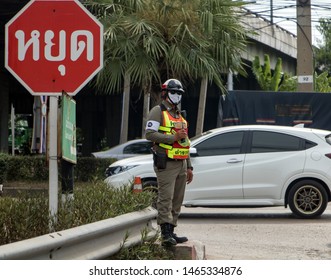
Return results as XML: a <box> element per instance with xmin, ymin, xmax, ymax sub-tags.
<box><xmin>296</xmin><ymin>0</ymin><xmax>313</xmax><ymax>92</ymax></box>
<box><xmin>270</xmin><ymin>0</ymin><xmax>273</xmax><ymax>25</ymax></box>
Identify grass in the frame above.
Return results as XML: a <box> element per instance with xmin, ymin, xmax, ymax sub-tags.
<box><xmin>0</xmin><ymin>180</ymin><xmax>175</xmax><ymax>260</ymax></box>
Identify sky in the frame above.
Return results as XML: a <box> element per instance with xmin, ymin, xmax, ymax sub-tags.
<box><xmin>244</xmin><ymin>0</ymin><xmax>331</xmax><ymax>46</ymax></box>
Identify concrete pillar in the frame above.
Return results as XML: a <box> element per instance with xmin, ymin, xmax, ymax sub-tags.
<box><xmin>296</xmin><ymin>0</ymin><xmax>314</xmax><ymax>92</ymax></box>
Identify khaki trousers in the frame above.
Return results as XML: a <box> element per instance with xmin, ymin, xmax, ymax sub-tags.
<box><xmin>154</xmin><ymin>159</ymin><xmax>187</xmax><ymax>226</ymax></box>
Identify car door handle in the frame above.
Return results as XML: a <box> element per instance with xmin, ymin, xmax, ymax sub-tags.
<box><xmin>227</xmin><ymin>158</ymin><xmax>243</xmax><ymax>163</ymax></box>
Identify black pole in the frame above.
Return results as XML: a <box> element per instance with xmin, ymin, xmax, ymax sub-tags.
<box><xmin>61</xmin><ymin>158</ymin><xmax>74</xmax><ymax>195</ymax></box>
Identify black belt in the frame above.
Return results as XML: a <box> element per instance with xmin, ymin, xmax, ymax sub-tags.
<box><xmin>167</xmin><ymin>158</ymin><xmax>184</xmax><ymax>161</ymax></box>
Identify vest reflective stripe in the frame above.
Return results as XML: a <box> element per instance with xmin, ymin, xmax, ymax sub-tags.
<box><xmin>159</xmin><ymin>143</ymin><xmax>173</xmax><ymax>150</ymax></box>
<box><xmin>158</xmin><ymin>110</ymin><xmax>190</xmax><ymax>159</ymax></box>
<box><xmin>158</xmin><ymin>126</ymin><xmax>172</xmax><ymax>133</ymax></box>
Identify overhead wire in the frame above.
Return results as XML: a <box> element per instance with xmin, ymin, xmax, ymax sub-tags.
<box><xmin>243</xmin><ymin>1</ymin><xmax>331</xmax><ymax>44</ymax></box>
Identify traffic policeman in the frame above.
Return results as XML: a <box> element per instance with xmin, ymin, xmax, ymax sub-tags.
<box><xmin>145</xmin><ymin>79</ymin><xmax>193</xmax><ymax>246</ymax></box>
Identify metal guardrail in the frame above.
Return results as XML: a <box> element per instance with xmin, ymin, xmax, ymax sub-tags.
<box><xmin>0</xmin><ymin>206</ymin><xmax>158</xmax><ymax>260</ymax></box>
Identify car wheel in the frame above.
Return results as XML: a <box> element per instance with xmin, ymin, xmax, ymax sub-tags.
<box><xmin>288</xmin><ymin>180</ymin><xmax>328</xmax><ymax>218</ymax></box>
<box><xmin>142</xmin><ymin>180</ymin><xmax>158</xmax><ymax>192</ymax></box>
<box><xmin>142</xmin><ymin>180</ymin><xmax>158</xmax><ymax>208</ymax></box>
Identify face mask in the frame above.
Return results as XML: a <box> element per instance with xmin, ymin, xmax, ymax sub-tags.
<box><xmin>168</xmin><ymin>92</ymin><xmax>182</xmax><ymax>105</ymax></box>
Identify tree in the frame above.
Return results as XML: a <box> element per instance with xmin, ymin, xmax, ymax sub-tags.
<box><xmin>312</xmin><ymin>18</ymin><xmax>331</xmax><ymax>93</ymax></box>
<box><xmin>84</xmin><ymin>0</ymin><xmax>163</xmax><ymax>142</ymax></box>
<box><xmin>252</xmin><ymin>54</ymin><xmax>282</xmax><ymax>91</ymax></box>
<box><xmin>84</xmin><ymin>0</ymin><xmax>248</xmax><ymax>141</ymax></box>
<box><xmin>315</xmin><ymin>18</ymin><xmax>331</xmax><ymax>75</ymax></box>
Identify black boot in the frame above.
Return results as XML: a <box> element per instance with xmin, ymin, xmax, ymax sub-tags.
<box><xmin>160</xmin><ymin>223</ymin><xmax>177</xmax><ymax>247</ymax></box>
<box><xmin>170</xmin><ymin>224</ymin><xmax>188</xmax><ymax>243</ymax></box>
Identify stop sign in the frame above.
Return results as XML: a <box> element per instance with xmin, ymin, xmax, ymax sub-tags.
<box><xmin>5</xmin><ymin>0</ymin><xmax>103</xmax><ymax>96</ymax></box>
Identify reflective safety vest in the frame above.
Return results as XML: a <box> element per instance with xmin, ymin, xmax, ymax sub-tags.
<box><xmin>158</xmin><ymin>110</ymin><xmax>190</xmax><ymax>159</ymax></box>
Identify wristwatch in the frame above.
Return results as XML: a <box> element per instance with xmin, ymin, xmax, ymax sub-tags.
<box><xmin>188</xmin><ymin>166</ymin><xmax>193</xmax><ymax>171</ymax></box>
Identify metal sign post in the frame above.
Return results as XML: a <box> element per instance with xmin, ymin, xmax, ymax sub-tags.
<box><xmin>48</xmin><ymin>96</ymin><xmax>58</xmax><ymax>223</ymax></box>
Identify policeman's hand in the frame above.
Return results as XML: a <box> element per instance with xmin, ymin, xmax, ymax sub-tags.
<box><xmin>186</xmin><ymin>168</ymin><xmax>193</xmax><ymax>184</ymax></box>
<box><xmin>174</xmin><ymin>129</ymin><xmax>187</xmax><ymax>142</ymax></box>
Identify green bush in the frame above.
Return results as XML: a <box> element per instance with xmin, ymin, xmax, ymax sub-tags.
<box><xmin>1</xmin><ymin>155</ymin><xmax>116</xmax><ymax>182</ymax></box>
<box><xmin>0</xmin><ymin>192</ymin><xmax>49</xmax><ymax>243</ymax></box>
<box><xmin>0</xmin><ymin>158</ymin><xmax>173</xmax><ymax>260</ymax></box>
<box><xmin>0</xmin><ymin>182</ymin><xmax>168</xmax><ymax>259</ymax></box>
<box><xmin>74</xmin><ymin>157</ymin><xmax>115</xmax><ymax>182</ymax></box>
<box><xmin>0</xmin><ymin>182</ymin><xmax>156</xmax><ymax>245</ymax></box>
<box><xmin>0</xmin><ymin>153</ymin><xmax>10</xmax><ymax>184</ymax></box>
<box><xmin>6</xmin><ymin>155</ymin><xmax>48</xmax><ymax>181</ymax></box>
<box><xmin>110</xmin><ymin>233</ymin><xmax>175</xmax><ymax>260</ymax></box>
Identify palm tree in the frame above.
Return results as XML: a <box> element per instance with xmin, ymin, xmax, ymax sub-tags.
<box><xmin>193</xmin><ymin>0</ymin><xmax>248</xmax><ymax>134</ymax></box>
<box><xmin>84</xmin><ymin>0</ymin><xmax>247</xmax><ymax>140</ymax></box>
<box><xmin>84</xmin><ymin>0</ymin><xmax>166</xmax><ymax>141</ymax></box>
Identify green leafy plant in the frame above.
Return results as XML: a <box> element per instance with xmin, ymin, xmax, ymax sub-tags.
<box><xmin>315</xmin><ymin>71</ymin><xmax>331</xmax><ymax>92</ymax></box>
<box><xmin>110</xmin><ymin>229</ymin><xmax>175</xmax><ymax>260</ymax></box>
<box><xmin>252</xmin><ymin>54</ymin><xmax>282</xmax><ymax>91</ymax></box>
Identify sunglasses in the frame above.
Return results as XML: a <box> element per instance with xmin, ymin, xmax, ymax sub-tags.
<box><xmin>169</xmin><ymin>90</ymin><xmax>183</xmax><ymax>95</ymax></box>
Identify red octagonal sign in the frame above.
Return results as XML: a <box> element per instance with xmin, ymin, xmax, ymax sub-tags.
<box><xmin>5</xmin><ymin>0</ymin><xmax>103</xmax><ymax>96</ymax></box>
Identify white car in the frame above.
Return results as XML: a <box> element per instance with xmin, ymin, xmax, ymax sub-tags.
<box><xmin>105</xmin><ymin>125</ymin><xmax>331</xmax><ymax>218</ymax></box>
<box><xmin>92</xmin><ymin>139</ymin><xmax>153</xmax><ymax>160</ymax></box>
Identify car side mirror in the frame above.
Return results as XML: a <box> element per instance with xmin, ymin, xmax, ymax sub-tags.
<box><xmin>189</xmin><ymin>147</ymin><xmax>198</xmax><ymax>157</ymax></box>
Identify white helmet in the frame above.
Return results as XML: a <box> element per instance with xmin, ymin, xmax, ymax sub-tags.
<box><xmin>161</xmin><ymin>79</ymin><xmax>185</xmax><ymax>105</ymax></box>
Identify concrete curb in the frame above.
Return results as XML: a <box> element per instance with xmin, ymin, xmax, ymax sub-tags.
<box><xmin>174</xmin><ymin>240</ymin><xmax>206</xmax><ymax>260</ymax></box>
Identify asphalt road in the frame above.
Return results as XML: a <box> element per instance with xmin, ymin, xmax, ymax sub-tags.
<box><xmin>175</xmin><ymin>205</ymin><xmax>331</xmax><ymax>260</ymax></box>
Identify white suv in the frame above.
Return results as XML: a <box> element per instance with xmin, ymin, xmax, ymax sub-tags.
<box><xmin>105</xmin><ymin>125</ymin><xmax>331</xmax><ymax>218</ymax></box>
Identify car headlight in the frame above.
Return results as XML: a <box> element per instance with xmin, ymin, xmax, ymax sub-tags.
<box><xmin>105</xmin><ymin>165</ymin><xmax>137</xmax><ymax>178</ymax></box>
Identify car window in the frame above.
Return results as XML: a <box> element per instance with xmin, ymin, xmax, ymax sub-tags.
<box><xmin>325</xmin><ymin>134</ymin><xmax>331</xmax><ymax>145</ymax></box>
<box><xmin>250</xmin><ymin>131</ymin><xmax>302</xmax><ymax>153</ymax></box>
<box><xmin>194</xmin><ymin>131</ymin><xmax>244</xmax><ymax>156</ymax></box>
<box><xmin>305</xmin><ymin>140</ymin><xmax>317</xmax><ymax>149</ymax></box>
<box><xmin>123</xmin><ymin>141</ymin><xmax>153</xmax><ymax>154</ymax></box>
